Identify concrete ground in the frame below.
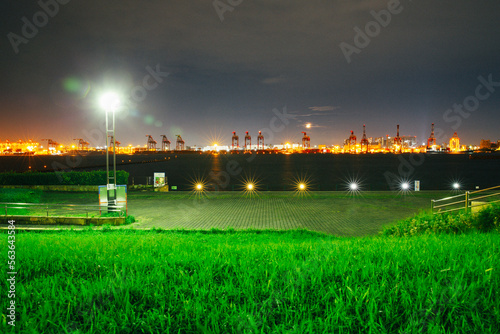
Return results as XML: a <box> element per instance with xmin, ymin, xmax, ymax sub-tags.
<box><xmin>2</xmin><ymin>191</ymin><xmax>449</xmax><ymax>236</ymax></box>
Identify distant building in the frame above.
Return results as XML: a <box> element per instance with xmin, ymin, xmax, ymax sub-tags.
<box><xmin>449</xmin><ymin>132</ymin><xmax>460</xmax><ymax>152</ymax></box>
<box><xmin>480</xmin><ymin>139</ymin><xmax>492</xmax><ymax>150</ymax></box>
<box><xmin>401</xmin><ymin>136</ymin><xmax>418</xmax><ymax>148</ymax></box>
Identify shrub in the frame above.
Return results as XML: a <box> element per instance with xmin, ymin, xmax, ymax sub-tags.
<box><xmin>474</xmin><ymin>203</ymin><xmax>500</xmax><ymax>232</ymax></box>
<box><xmin>383</xmin><ymin>203</ymin><xmax>499</xmax><ymax>236</ymax></box>
<box><xmin>0</xmin><ymin>171</ymin><xmax>129</xmax><ymax>186</ymax></box>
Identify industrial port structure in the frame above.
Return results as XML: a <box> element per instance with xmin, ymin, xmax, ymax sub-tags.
<box><xmin>1</xmin><ymin>124</ymin><xmax>498</xmax><ymax>155</ymax></box>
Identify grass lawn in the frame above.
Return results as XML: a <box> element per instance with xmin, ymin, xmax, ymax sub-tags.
<box><xmin>1</xmin><ymin>229</ymin><xmax>499</xmax><ymax>333</ymax></box>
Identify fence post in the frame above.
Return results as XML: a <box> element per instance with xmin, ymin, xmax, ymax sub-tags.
<box><xmin>465</xmin><ymin>191</ymin><xmax>469</xmax><ymax>213</ymax></box>
<box><xmin>431</xmin><ymin>200</ymin><xmax>434</xmax><ymax>214</ymax></box>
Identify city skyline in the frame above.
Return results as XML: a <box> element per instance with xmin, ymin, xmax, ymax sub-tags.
<box><xmin>1</xmin><ymin>1</ymin><xmax>499</xmax><ymax>146</ymax></box>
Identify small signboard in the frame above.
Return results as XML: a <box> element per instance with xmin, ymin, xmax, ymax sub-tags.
<box><xmin>414</xmin><ymin>180</ymin><xmax>420</xmax><ymax>192</ymax></box>
<box><xmin>154</xmin><ymin>172</ymin><xmax>165</xmax><ymax>188</ymax></box>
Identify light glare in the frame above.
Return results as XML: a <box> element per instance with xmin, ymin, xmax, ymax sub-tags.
<box><xmin>99</xmin><ymin>92</ymin><xmax>120</xmax><ymax>111</ymax></box>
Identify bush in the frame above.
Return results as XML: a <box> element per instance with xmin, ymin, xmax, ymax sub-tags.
<box><xmin>0</xmin><ymin>171</ymin><xmax>129</xmax><ymax>186</ymax></box>
<box><xmin>383</xmin><ymin>203</ymin><xmax>500</xmax><ymax>236</ymax></box>
<box><xmin>474</xmin><ymin>203</ymin><xmax>500</xmax><ymax>232</ymax></box>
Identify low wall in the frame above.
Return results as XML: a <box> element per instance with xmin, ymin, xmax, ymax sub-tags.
<box><xmin>0</xmin><ymin>215</ymin><xmax>125</xmax><ymax>226</ymax></box>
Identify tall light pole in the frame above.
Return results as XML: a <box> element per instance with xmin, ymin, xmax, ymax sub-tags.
<box><xmin>99</xmin><ymin>92</ymin><xmax>120</xmax><ymax>209</ymax></box>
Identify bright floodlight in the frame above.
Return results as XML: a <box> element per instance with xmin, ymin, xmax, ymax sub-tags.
<box><xmin>453</xmin><ymin>182</ymin><xmax>460</xmax><ymax>190</ymax></box>
<box><xmin>196</xmin><ymin>183</ymin><xmax>203</xmax><ymax>191</ymax></box>
<box><xmin>298</xmin><ymin>183</ymin><xmax>306</xmax><ymax>190</ymax></box>
<box><xmin>99</xmin><ymin>92</ymin><xmax>120</xmax><ymax>112</ymax></box>
<box><xmin>349</xmin><ymin>182</ymin><xmax>358</xmax><ymax>191</ymax></box>
<box><xmin>247</xmin><ymin>183</ymin><xmax>254</xmax><ymax>191</ymax></box>
<box><xmin>401</xmin><ymin>182</ymin><xmax>410</xmax><ymax>190</ymax></box>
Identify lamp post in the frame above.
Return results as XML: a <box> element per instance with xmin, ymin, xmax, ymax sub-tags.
<box><xmin>99</xmin><ymin>92</ymin><xmax>120</xmax><ymax>210</ymax></box>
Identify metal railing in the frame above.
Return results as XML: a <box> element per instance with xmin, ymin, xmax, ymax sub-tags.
<box><xmin>0</xmin><ymin>202</ymin><xmax>126</xmax><ymax>218</ymax></box>
<box><xmin>431</xmin><ymin>185</ymin><xmax>500</xmax><ymax>214</ymax></box>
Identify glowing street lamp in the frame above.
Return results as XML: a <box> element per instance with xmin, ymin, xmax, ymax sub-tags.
<box><xmin>401</xmin><ymin>182</ymin><xmax>410</xmax><ymax>191</ymax></box>
<box><xmin>453</xmin><ymin>182</ymin><xmax>460</xmax><ymax>190</ymax></box>
<box><xmin>100</xmin><ymin>92</ymin><xmax>120</xmax><ymax>210</ymax></box>
<box><xmin>349</xmin><ymin>182</ymin><xmax>358</xmax><ymax>191</ymax></box>
<box><xmin>247</xmin><ymin>183</ymin><xmax>254</xmax><ymax>191</ymax></box>
<box><xmin>298</xmin><ymin>183</ymin><xmax>306</xmax><ymax>191</ymax></box>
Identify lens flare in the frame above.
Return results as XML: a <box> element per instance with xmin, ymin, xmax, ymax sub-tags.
<box><xmin>343</xmin><ymin>175</ymin><xmax>364</xmax><ymax>196</ymax></box>
<box><xmin>291</xmin><ymin>174</ymin><xmax>313</xmax><ymax>197</ymax></box>
<box><xmin>239</xmin><ymin>173</ymin><xmax>261</xmax><ymax>197</ymax></box>
<box><xmin>188</xmin><ymin>174</ymin><xmax>209</xmax><ymax>198</ymax></box>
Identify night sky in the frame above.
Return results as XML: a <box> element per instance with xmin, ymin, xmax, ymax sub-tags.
<box><xmin>1</xmin><ymin>0</ymin><xmax>499</xmax><ymax>147</ymax></box>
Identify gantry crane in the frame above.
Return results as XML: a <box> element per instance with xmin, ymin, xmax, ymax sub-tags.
<box><xmin>302</xmin><ymin>132</ymin><xmax>310</xmax><ymax>149</ymax></box>
<box><xmin>146</xmin><ymin>135</ymin><xmax>157</xmax><ymax>151</ymax></box>
<box><xmin>73</xmin><ymin>138</ymin><xmax>89</xmax><ymax>151</ymax></box>
<box><xmin>161</xmin><ymin>135</ymin><xmax>171</xmax><ymax>151</ymax></box>
<box><xmin>41</xmin><ymin>139</ymin><xmax>58</xmax><ymax>151</ymax></box>
<box><xmin>348</xmin><ymin>131</ymin><xmax>356</xmax><ymax>153</ymax></box>
<box><xmin>244</xmin><ymin>131</ymin><xmax>251</xmax><ymax>150</ymax></box>
<box><xmin>176</xmin><ymin>135</ymin><xmax>185</xmax><ymax>150</ymax></box>
<box><xmin>257</xmin><ymin>131</ymin><xmax>264</xmax><ymax>150</ymax></box>
<box><xmin>231</xmin><ymin>131</ymin><xmax>239</xmax><ymax>150</ymax></box>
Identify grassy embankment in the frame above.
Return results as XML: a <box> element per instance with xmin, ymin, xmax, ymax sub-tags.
<box><xmin>1</xmin><ymin>227</ymin><xmax>499</xmax><ymax>333</ymax></box>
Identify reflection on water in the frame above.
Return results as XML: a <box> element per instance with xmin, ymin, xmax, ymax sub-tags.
<box><xmin>0</xmin><ymin>153</ymin><xmax>499</xmax><ymax>191</ymax></box>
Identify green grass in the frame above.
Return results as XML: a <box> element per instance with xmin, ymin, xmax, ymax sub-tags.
<box><xmin>1</xmin><ymin>230</ymin><xmax>499</xmax><ymax>333</ymax></box>
<box><xmin>0</xmin><ymin>189</ymin><xmax>42</xmax><ymax>215</ymax></box>
<box><xmin>0</xmin><ymin>188</ymin><xmax>42</xmax><ymax>203</ymax></box>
